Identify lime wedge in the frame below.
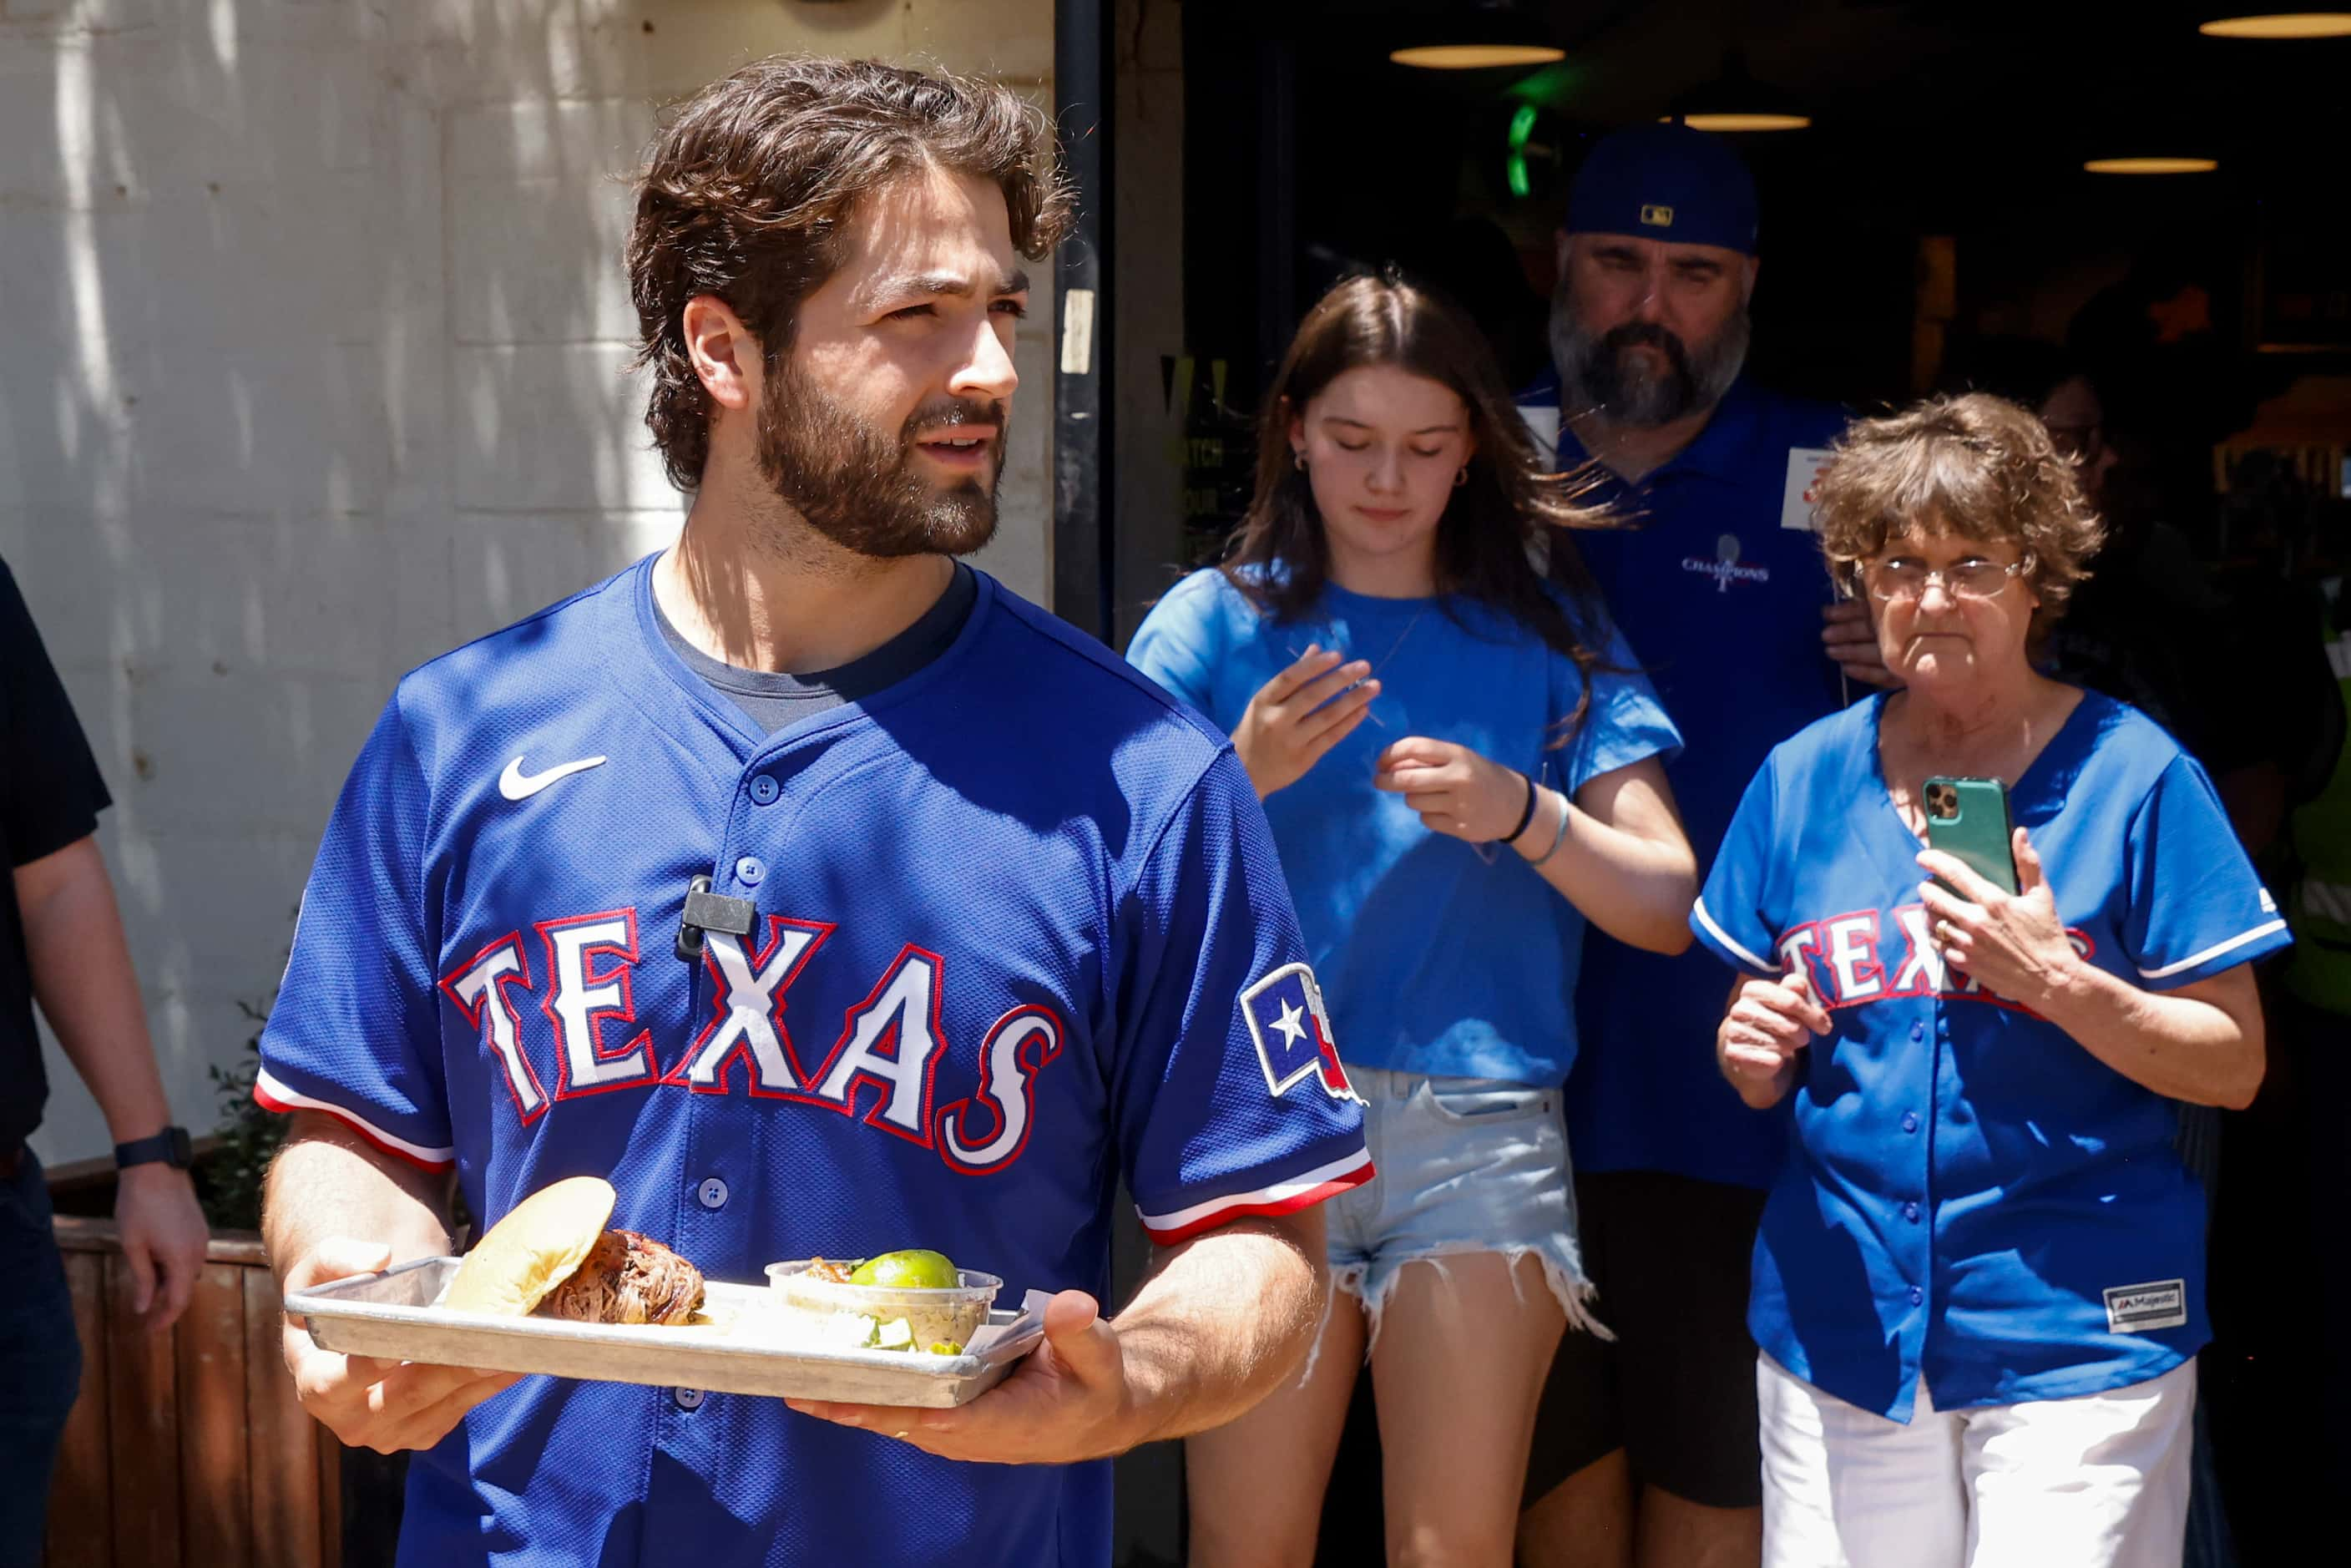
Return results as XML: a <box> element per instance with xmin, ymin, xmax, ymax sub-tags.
<box><xmin>847</xmin><ymin>1249</ymin><xmax>959</xmax><ymax>1290</ymax></box>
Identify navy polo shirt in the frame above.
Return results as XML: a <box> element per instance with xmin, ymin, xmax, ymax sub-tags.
<box><xmin>1694</xmin><ymin>692</ymin><xmax>2289</xmax><ymax>1418</ymax></box>
<box><xmin>1519</xmin><ymin>372</ymin><xmax>1848</xmax><ymax>1190</ymax></box>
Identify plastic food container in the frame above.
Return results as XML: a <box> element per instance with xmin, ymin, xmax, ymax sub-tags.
<box><xmin>763</xmin><ymin>1260</ymin><xmax>1003</xmax><ymax>1352</ymax></box>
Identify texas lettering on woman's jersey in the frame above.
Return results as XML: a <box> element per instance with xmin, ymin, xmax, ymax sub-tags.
<box><xmin>1692</xmin><ymin>690</ymin><xmax>2289</xmax><ymax>1423</ymax></box>
<box><xmin>257</xmin><ymin>557</ymin><xmax>1372</xmax><ymax>1568</ymax></box>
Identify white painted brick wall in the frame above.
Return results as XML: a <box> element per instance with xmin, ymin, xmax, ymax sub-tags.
<box><xmin>4</xmin><ymin>0</ymin><xmax>1056</xmax><ymax>1162</ymax></box>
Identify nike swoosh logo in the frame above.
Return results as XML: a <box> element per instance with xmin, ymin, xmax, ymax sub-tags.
<box><xmin>498</xmin><ymin>755</ymin><xmax>608</xmax><ymax>801</ymax></box>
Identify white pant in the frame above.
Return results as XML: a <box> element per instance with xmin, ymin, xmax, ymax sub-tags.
<box><xmin>1757</xmin><ymin>1353</ymin><xmax>2196</xmax><ymax>1568</ymax></box>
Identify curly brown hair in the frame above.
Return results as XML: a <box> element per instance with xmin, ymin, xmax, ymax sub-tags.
<box><xmin>626</xmin><ymin>56</ymin><xmax>1075</xmax><ymax>492</ymax></box>
<box><xmin>1813</xmin><ymin>392</ymin><xmax>2106</xmax><ymax>638</ymax></box>
<box><xmin>1221</xmin><ymin>271</ymin><xmax>1619</xmax><ymax>743</ymax></box>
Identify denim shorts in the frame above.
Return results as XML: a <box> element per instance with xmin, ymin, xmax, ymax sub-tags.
<box><xmin>1324</xmin><ymin>1067</ymin><xmax>1604</xmax><ymax>1344</ymax></box>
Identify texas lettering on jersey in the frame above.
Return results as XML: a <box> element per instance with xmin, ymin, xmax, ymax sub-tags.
<box><xmin>436</xmin><ymin>906</ymin><xmax>1073</xmax><ymax>1175</ymax></box>
<box><xmin>1778</xmin><ymin>903</ymin><xmax>2094</xmax><ymax>1012</ymax></box>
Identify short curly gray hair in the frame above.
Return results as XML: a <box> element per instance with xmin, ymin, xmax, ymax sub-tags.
<box><xmin>1814</xmin><ymin>392</ymin><xmax>2106</xmax><ymax>639</ymax></box>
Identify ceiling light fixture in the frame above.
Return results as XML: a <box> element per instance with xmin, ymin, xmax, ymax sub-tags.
<box><xmin>2199</xmin><ymin>13</ymin><xmax>2351</xmax><ymax>38</ymax></box>
<box><xmin>2083</xmin><ymin>156</ymin><xmax>2221</xmax><ymax>174</ymax></box>
<box><xmin>1390</xmin><ymin>1</ymin><xmax>1563</xmax><ymax>70</ymax></box>
<box><xmin>1663</xmin><ymin>50</ymin><xmax>1811</xmax><ymax>132</ymax></box>
<box><xmin>1393</xmin><ymin>43</ymin><xmax>1565</xmax><ymax>68</ymax></box>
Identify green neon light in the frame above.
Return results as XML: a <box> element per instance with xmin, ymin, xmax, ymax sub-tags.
<box><xmin>1509</xmin><ymin>104</ymin><xmax>1538</xmax><ymax>149</ymax></box>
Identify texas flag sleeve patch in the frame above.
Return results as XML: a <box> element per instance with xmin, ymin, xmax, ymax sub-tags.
<box><xmin>1240</xmin><ymin>963</ymin><xmax>1359</xmax><ymax>1103</ymax></box>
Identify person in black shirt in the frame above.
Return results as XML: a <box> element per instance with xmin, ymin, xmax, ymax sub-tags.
<box><xmin>1</xmin><ymin>556</ymin><xmax>207</xmax><ymax>1566</ymax></box>
<box><xmin>1937</xmin><ymin>338</ymin><xmax>2328</xmax><ymax>854</ymax></box>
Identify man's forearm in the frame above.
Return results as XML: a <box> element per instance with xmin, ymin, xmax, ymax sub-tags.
<box><xmin>263</xmin><ymin>1111</ymin><xmax>454</xmax><ymax>1279</ymax></box>
<box><xmin>16</xmin><ymin>835</ymin><xmax>174</xmax><ymax>1142</ymax></box>
<box><xmin>1108</xmin><ymin>1207</ymin><xmax>1327</xmax><ymax>1448</ymax></box>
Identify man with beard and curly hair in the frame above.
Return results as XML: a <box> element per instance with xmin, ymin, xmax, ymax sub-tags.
<box><xmin>255</xmin><ymin>55</ymin><xmax>1367</xmax><ymax>1568</ymax></box>
<box><xmin>1515</xmin><ymin>124</ymin><xmax>1878</xmax><ymax>1568</ymax></box>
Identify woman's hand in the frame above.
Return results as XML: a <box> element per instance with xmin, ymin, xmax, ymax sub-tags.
<box><xmin>1915</xmin><ymin>827</ymin><xmax>2083</xmax><ymax>1011</ymax></box>
<box><xmin>1716</xmin><ymin>968</ymin><xmax>1829</xmax><ymax>1109</ymax></box>
<box><xmin>1373</xmin><ymin>736</ymin><xmax>1529</xmax><ymax>842</ymax></box>
<box><xmin>1230</xmin><ymin>645</ymin><xmax>1379</xmax><ymax>798</ymax></box>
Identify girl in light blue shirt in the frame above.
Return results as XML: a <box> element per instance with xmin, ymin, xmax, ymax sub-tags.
<box><xmin>1129</xmin><ymin>274</ymin><xmax>1694</xmax><ymax>1565</ymax></box>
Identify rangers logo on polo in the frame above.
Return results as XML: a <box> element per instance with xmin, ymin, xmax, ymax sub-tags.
<box><xmin>1241</xmin><ymin>963</ymin><xmax>1357</xmax><ymax>1102</ymax></box>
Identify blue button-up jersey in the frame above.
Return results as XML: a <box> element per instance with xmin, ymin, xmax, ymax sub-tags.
<box><xmin>1518</xmin><ymin>372</ymin><xmax>1849</xmax><ymax>1189</ymax></box>
<box><xmin>1692</xmin><ymin>691</ymin><xmax>2289</xmax><ymax>1419</ymax></box>
<box><xmin>257</xmin><ymin>557</ymin><xmax>1372</xmax><ymax>1566</ymax></box>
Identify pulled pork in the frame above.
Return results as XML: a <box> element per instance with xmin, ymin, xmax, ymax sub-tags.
<box><xmin>538</xmin><ymin>1230</ymin><xmax>706</xmax><ymax>1325</ymax></box>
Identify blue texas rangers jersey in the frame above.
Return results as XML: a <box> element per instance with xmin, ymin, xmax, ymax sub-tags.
<box><xmin>1519</xmin><ymin>372</ymin><xmax>1849</xmax><ymax>1191</ymax></box>
<box><xmin>256</xmin><ymin>556</ymin><xmax>1371</xmax><ymax>1568</ymax></box>
<box><xmin>1692</xmin><ymin>690</ymin><xmax>2289</xmax><ymax>1420</ymax></box>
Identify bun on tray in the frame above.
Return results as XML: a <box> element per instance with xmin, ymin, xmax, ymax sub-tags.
<box><xmin>442</xmin><ymin>1176</ymin><xmax>706</xmax><ymax>1326</ymax></box>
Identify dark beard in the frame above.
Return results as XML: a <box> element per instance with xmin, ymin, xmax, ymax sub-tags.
<box><xmin>1549</xmin><ymin>292</ymin><xmax>1750</xmax><ymax>428</ymax></box>
<box><xmin>754</xmin><ymin>357</ymin><xmax>1005</xmax><ymax>559</ymax></box>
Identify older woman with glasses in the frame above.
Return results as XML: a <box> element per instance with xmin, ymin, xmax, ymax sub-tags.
<box><xmin>1691</xmin><ymin>393</ymin><xmax>2289</xmax><ymax>1568</ymax></box>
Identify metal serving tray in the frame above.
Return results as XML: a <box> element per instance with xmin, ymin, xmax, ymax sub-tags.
<box><xmin>287</xmin><ymin>1257</ymin><xmax>1049</xmax><ymax>1408</ymax></box>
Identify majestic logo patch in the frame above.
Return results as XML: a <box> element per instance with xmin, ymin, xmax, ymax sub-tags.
<box><xmin>1639</xmin><ymin>202</ymin><xmax>1675</xmax><ymax>228</ymax></box>
<box><xmin>2103</xmin><ymin>1279</ymin><xmax>2188</xmax><ymax>1334</ymax></box>
<box><xmin>1240</xmin><ymin>964</ymin><xmax>1358</xmax><ymax>1103</ymax></box>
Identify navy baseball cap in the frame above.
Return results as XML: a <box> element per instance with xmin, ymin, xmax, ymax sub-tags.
<box><xmin>1564</xmin><ymin>123</ymin><xmax>1759</xmax><ymax>255</ymax></box>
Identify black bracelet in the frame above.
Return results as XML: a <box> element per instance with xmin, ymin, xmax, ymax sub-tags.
<box><xmin>1499</xmin><ymin>771</ymin><xmax>1540</xmax><ymax>844</ymax></box>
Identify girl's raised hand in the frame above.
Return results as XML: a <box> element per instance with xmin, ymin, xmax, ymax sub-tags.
<box><xmin>1231</xmin><ymin>644</ymin><xmax>1380</xmax><ymax>798</ymax></box>
<box><xmin>1373</xmin><ymin>736</ymin><xmax>1527</xmax><ymax>842</ymax></box>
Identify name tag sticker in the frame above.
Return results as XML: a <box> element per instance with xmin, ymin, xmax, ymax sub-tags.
<box><xmin>1781</xmin><ymin>447</ymin><xmax>1836</xmax><ymax>531</ymax></box>
<box><xmin>2103</xmin><ymin>1279</ymin><xmax>2188</xmax><ymax>1334</ymax></box>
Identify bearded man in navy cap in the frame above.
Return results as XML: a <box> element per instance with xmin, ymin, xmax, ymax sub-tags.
<box><xmin>1516</xmin><ymin>123</ymin><xmax>1883</xmax><ymax>1568</ymax></box>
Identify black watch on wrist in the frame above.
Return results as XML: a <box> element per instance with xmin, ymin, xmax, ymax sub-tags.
<box><xmin>114</xmin><ymin>1125</ymin><xmax>193</xmax><ymax>1171</ymax></box>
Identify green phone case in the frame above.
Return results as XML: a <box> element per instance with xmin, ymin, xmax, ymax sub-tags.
<box><xmin>1924</xmin><ymin>776</ymin><xmax>2018</xmax><ymax>895</ymax></box>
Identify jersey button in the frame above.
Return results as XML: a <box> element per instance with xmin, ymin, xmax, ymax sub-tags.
<box><xmin>736</xmin><ymin>855</ymin><xmax>766</xmax><ymax>887</ymax></box>
<box><xmin>1910</xmin><ymin>1021</ymin><xmax>1925</xmax><ymax>1042</ymax></box>
<box><xmin>749</xmin><ymin>774</ymin><xmax>781</xmax><ymax>806</ymax></box>
<box><xmin>1903</xmin><ymin>1201</ymin><xmax>1921</xmax><ymax>1223</ymax></box>
<box><xmin>673</xmin><ymin>1388</ymin><xmax>705</xmax><ymax>1412</ymax></box>
<box><xmin>1909</xmin><ymin>1286</ymin><xmax>1924</xmax><ymax>1308</ymax></box>
<box><xmin>697</xmin><ymin>1176</ymin><xmax>730</xmax><ymax>1211</ymax></box>
<box><xmin>1901</xmin><ymin>1112</ymin><xmax>1919</xmax><ymax>1134</ymax></box>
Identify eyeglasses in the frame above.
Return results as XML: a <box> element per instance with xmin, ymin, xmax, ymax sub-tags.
<box><xmin>1863</xmin><ymin>558</ymin><xmax>2026</xmax><ymax>603</ymax></box>
<box><xmin>2044</xmin><ymin>422</ymin><xmax>2106</xmax><ymax>463</ymax></box>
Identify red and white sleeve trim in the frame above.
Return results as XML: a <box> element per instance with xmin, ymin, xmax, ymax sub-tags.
<box><xmin>1136</xmin><ymin>1145</ymin><xmax>1375</xmax><ymax>1245</ymax></box>
<box><xmin>253</xmin><ymin>1065</ymin><xmax>457</xmax><ymax>1171</ymax></box>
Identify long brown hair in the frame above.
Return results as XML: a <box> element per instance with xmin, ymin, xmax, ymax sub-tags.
<box><xmin>1221</xmin><ymin>272</ymin><xmax>1616</xmax><ymax>741</ymax></box>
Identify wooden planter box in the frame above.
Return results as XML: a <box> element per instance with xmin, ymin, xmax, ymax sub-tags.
<box><xmin>43</xmin><ymin>1215</ymin><xmax>341</xmax><ymax>1568</ymax></box>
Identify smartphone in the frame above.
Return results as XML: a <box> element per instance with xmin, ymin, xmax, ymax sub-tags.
<box><xmin>1924</xmin><ymin>776</ymin><xmax>2018</xmax><ymax>895</ymax></box>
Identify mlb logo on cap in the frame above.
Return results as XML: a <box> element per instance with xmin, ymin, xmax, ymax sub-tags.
<box><xmin>1565</xmin><ymin>122</ymin><xmax>1759</xmax><ymax>255</ymax></box>
<box><xmin>1241</xmin><ymin>963</ymin><xmax>1358</xmax><ymax>1102</ymax></box>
